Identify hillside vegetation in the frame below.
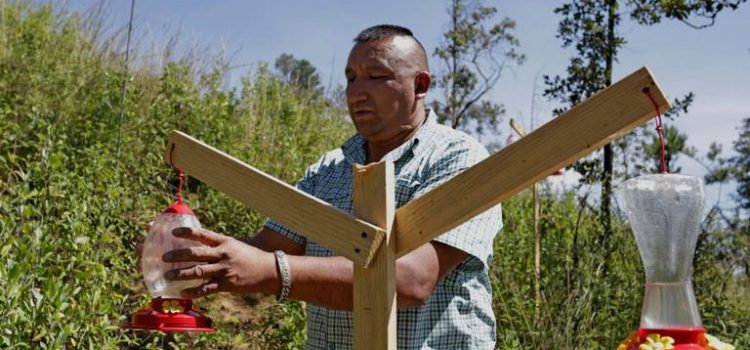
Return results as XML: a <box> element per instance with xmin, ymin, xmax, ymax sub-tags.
<box><xmin>1</xmin><ymin>3</ymin><xmax>747</xmax><ymax>349</ymax></box>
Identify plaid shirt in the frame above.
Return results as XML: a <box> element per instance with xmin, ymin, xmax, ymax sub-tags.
<box><xmin>265</xmin><ymin>110</ymin><xmax>503</xmax><ymax>349</ymax></box>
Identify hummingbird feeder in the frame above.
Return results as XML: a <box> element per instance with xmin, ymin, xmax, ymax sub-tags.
<box><xmin>123</xmin><ymin>167</ymin><xmax>215</xmax><ymax>332</ymax></box>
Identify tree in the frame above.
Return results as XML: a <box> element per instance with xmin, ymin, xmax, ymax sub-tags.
<box><xmin>431</xmin><ymin>0</ymin><xmax>525</xmax><ymax>136</ymax></box>
<box><xmin>621</xmin><ymin>93</ymin><xmax>695</xmax><ymax>177</ymax></box>
<box><xmin>274</xmin><ymin>53</ymin><xmax>322</xmax><ymax>93</ymax></box>
<box><xmin>628</xmin><ymin>0</ymin><xmax>747</xmax><ymax>29</ymax></box>
<box><xmin>640</xmin><ymin>125</ymin><xmax>691</xmax><ymax>173</ymax></box>
<box><xmin>698</xmin><ymin>117</ymin><xmax>750</xmax><ymax>280</ymax></box>
<box><xmin>543</xmin><ymin>0</ymin><xmax>624</xmax><ymax>248</ymax></box>
<box><xmin>544</xmin><ymin>0</ymin><xmax>745</xmax><ymax>243</ymax></box>
<box><xmin>729</xmin><ymin>117</ymin><xmax>750</xmax><ymax>216</ymax></box>
<box><xmin>697</xmin><ymin>142</ymin><xmax>736</xmax><ymax>229</ymax></box>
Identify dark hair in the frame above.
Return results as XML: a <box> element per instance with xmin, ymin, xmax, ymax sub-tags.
<box><xmin>353</xmin><ymin>24</ymin><xmax>429</xmax><ymax>70</ymax></box>
<box><xmin>354</xmin><ymin>24</ymin><xmax>415</xmax><ymax>43</ymax></box>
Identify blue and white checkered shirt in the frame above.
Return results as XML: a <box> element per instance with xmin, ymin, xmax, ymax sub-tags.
<box><xmin>265</xmin><ymin>110</ymin><xmax>503</xmax><ymax>349</ymax></box>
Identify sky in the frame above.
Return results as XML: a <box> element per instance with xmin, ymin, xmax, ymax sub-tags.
<box><xmin>66</xmin><ymin>0</ymin><xmax>750</xmax><ymax>211</ymax></box>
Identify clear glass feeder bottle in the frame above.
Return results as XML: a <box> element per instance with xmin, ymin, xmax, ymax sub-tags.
<box><xmin>619</xmin><ymin>174</ymin><xmax>706</xmax><ymax>347</ymax></box>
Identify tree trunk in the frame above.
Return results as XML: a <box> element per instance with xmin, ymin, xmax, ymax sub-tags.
<box><xmin>449</xmin><ymin>0</ymin><xmax>460</xmax><ymax>129</ymax></box>
<box><xmin>600</xmin><ymin>0</ymin><xmax>616</xmax><ymax>244</ymax></box>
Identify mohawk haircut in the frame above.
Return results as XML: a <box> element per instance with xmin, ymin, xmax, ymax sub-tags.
<box><xmin>354</xmin><ymin>24</ymin><xmax>415</xmax><ymax>43</ymax></box>
<box><xmin>353</xmin><ymin>24</ymin><xmax>429</xmax><ymax>70</ymax></box>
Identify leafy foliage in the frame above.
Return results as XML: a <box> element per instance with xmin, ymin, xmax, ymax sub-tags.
<box><xmin>628</xmin><ymin>0</ymin><xmax>748</xmax><ymax>28</ymax></box>
<box><xmin>639</xmin><ymin>125</ymin><xmax>689</xmax><ymax>173</ymax></box>
<box><xmin>544</xmin><ymin>0</ymin><xmax>623</xmax><ymax>255</ymax></box>
<box><xmin>274</xmin><ymin>53</ymin><xmax>323</xmax><ymax>95</ymax></box>
<box><xmin>493</xmin><ymin>189</ymin><xmax>750</xmax><ymax>349</ymax></box>
<box><xmin>544</xmin><ymin>0</ymin><xmax>623</xmax><ymax>113</ymax></box>
<box><xmin>545</xmin><ymin>0</ymin><xmax>744</xmax><ymax>182</ymax></box>
<box><xmin>0</xmin><ymin>3</ymin><xmax>349</xmax><ymax>348</ymax></box>
<box><xmin>542</xmin><ymin>0</ymin><xmax>743</xmax><ymax>266</ymax></box>
<box><xmin>1</xmin><ymin>2</ymin><xmax>746</xmax><ymax>349</ymax></box>
<box><xmin>728</xmin><ymin>117</ymin><xmax>750</xmax><ymax>215</ymax></box>
<box><xmin>431</xmin><ymin>0</ymin><xmax>525</xmax><ymax>135</ymax></box>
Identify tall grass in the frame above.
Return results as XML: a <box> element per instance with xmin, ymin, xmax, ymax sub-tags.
<box><xmin>493</xmin><ymin>188</ymin><xmax>750</xmax><ymax>349</ymax></box>
<box><xmin>0</xmin><ymin>2</ymin><xmax>746</xmax><ymax>349</ymax></box>
<box><xmin>0</xmin><ymin>2</ymin><xmax>348</xmax><ymax>348</ymax></box>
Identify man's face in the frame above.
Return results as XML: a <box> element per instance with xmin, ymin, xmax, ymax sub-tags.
<box><xmin>345</xmin><ymin>37</ymin><xmax>418</xmax><ymax>143</ymax></box>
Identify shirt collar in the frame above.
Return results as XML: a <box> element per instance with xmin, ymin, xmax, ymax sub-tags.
<box><xmin>341</xmin><ymin>133</ymin><xmax>367</xmax><ymax>164</ymax></box>
<box><xmin>341</xmin><ymin>109</ymin><xmax>436</xmax><ymax>164</ymax></box>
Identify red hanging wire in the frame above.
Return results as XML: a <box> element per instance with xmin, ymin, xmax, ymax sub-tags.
<box><xmin>169</xmin><ymin>143</ymin><xmax>185</xmax><ymax>202</ymax></box>
<box><xmin>643</xmin><ymin>88</ymin><xmax>667</xmax><ymax>174</ymax></box>
<box><xmin>177</xmin><ymin>171</ymin><xmax>185</xmax><ymax>202</ymax></box>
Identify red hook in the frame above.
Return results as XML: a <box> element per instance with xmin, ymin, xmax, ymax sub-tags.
<box><xmin>169</xmin><ymin>143</ymin><xmax>185</xmax><ymax>202</ymax></box>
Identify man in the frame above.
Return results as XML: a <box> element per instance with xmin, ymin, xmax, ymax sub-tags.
<box><xmin>162</xmin><ymin>25</ymin><xmax>503</xmax><ymax>349</ymax></box>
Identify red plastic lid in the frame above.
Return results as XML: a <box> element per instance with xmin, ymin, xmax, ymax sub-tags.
<box><xmin>122</xmin><ymin>298</ymin><xmax>215</xmax><ymax>332</ymax></box>
<box><xmin>161</xmin><ymin>199</ymin><xmax>196</xmax><ymax>216</ymax></box>
<box><xmin>639</xmin><ymin>327</ymin><xmax>706</xmax><ymax>348</ymax></box>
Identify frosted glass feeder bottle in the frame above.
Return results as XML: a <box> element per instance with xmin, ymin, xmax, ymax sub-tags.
<box><xmin>142</xmin><ymin>201</ymin><xmax>204</xmax><ymax>297</ymax></box>
<box><xmin>123</xmin><ymin>199</ymin><xmax>215</xmax><ymax>332</ymax></box>
<box><xmin>619</xmin><ymin>174</ymin><xmax>706</xmax><ymax>349</ymax></box>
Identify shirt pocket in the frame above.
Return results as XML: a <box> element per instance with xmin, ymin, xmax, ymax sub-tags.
<box><xmin>395</xmin><ymin>177</ymin><xmax>421</xmax><ymax>207</ymax></box>
<box><xmin>314</xmin><ymin>184</ymin><xmax>352</xmax><ymax>213</ymax></box>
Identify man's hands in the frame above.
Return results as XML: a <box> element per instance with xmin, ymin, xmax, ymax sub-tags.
<box><xmin>141</xmin><ymin>226</ymin><xmax>465</xmax><ymax>309</ymax></box>
<box><xmin>162</xmin><ymin>227</ymin><xmax>280</xmax><ymax>298</ymax></box>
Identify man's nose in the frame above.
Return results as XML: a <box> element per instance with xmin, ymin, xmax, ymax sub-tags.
<box><xmin>347</xmin><ymin>81</ymin><xmax>368</xmax><ymax>104</ymax></box>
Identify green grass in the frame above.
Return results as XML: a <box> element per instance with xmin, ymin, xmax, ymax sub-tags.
<box><xmin>0</xmin><ymin>2</ymin><xmax>747</xmax><ymax>349</ymax></box>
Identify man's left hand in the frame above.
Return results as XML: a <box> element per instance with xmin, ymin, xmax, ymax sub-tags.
<box><xmin>162</xmin><ymin>227</ymin><xmax>279</xmax><ymax>298</ymax></box>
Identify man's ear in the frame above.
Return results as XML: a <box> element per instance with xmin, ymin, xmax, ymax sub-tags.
<box><xmin>414</xmin><ymin>71</ymin><xmax>431</xmax><ymax>100</ymax></box>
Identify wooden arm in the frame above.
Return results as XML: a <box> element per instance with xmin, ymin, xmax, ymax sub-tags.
<box><xmin>165</xmin><ymin>131</ymin><xmax>385</xmax><ymax>267</ymax></box>
<box><xmin>393</xmin><ymin>66</ymin><xmax>670</xmax><ymax>257</ymax></box>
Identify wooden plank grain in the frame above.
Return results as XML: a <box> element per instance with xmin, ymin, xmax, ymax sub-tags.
<box><xmin>394</xmin><ymin>67</ymin><xmax>671</xmax><ymax>257</ymax></box>
<box><xmin>352</xmin><ymin>162</ymin><xmax>396</xmax><ymax>350</ymax></box>
<box><xmin>165</xmin><ymin>130</ymin><xmax>385</xmax><ymax>267</ymax></box>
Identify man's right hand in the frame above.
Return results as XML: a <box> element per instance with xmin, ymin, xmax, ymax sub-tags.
<box><xmin>162</xmin><ymin>227</ymin><xmax>280</xmax><ymax>298</ymax></box>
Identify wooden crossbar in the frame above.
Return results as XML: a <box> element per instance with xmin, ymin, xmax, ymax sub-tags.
<box><xmin>393</xmin><ymin>67</ymin><xmax>671</xmax><ymax>257</ymax></box>
<box><xmin>165</xmin><ymin>131</ymin><xmax>385</xmax><ymax>267</ymax></box>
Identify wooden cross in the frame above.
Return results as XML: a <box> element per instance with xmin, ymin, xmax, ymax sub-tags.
<box><xmin>165</xmin><ymin>67</ymin><xmax>670</xmax><ymax>349</ymax></box>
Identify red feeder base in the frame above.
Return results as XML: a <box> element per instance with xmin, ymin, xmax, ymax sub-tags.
<box><xmin>639</xmin><ymin>327</ymin><xmax>706</xmax><ymax>350</ymax></box>
<box><xmin>122</xmin><ymin>297</ymin><xmax>215</xmax><ymax>332</ymax></box>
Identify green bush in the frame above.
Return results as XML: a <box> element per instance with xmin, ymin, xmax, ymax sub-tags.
<box><xmin>1</xmin><ymin>2</ymin><xmax>746</xmax><ymax>349</ymax></box>
<box><xmin>493</xmin><ymin>189</ymin><xmax>750</xmax><ymax>349</ymax></box>
<box><xmin>0</xmin><ymin>3</ymin><xmax>348</xmax><ymax>348</ymax></box>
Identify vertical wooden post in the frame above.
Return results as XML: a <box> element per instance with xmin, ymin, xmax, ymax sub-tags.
<box><xmin>510</xmin><ymin>118</ymin><xmax>542</xmax><ymax>319</ymax></box>
<box><xmin>352</xmin><ymin>162</ymin><xmax>396</xmax><ymax>350</ymax></box>
<box><xmin>532</xmin><ymin>181</ymin><xmax>541</xmax><ymax>321</ymax></box>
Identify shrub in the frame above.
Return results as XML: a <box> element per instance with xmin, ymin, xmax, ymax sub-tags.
<box><xmin>1</xmin><ymin>2</ymin><xmax>746</xmax><ymax>349</ymax></box>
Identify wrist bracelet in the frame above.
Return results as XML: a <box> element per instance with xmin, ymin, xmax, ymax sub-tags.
<box><xmin>274</xmin><ymin>250</ymin><xmax>291</xmax><ymax>303</ymax></box>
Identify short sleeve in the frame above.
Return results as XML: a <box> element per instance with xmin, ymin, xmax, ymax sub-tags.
<box><xmin>262</xmin><ymin>164</ymin><xmax>318</xmax><ymax>246</ymax></box>
<box><xmin>412</xmin><ymin>139</ymin><xmax>503</xmax><ymax>269</ymax></box>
